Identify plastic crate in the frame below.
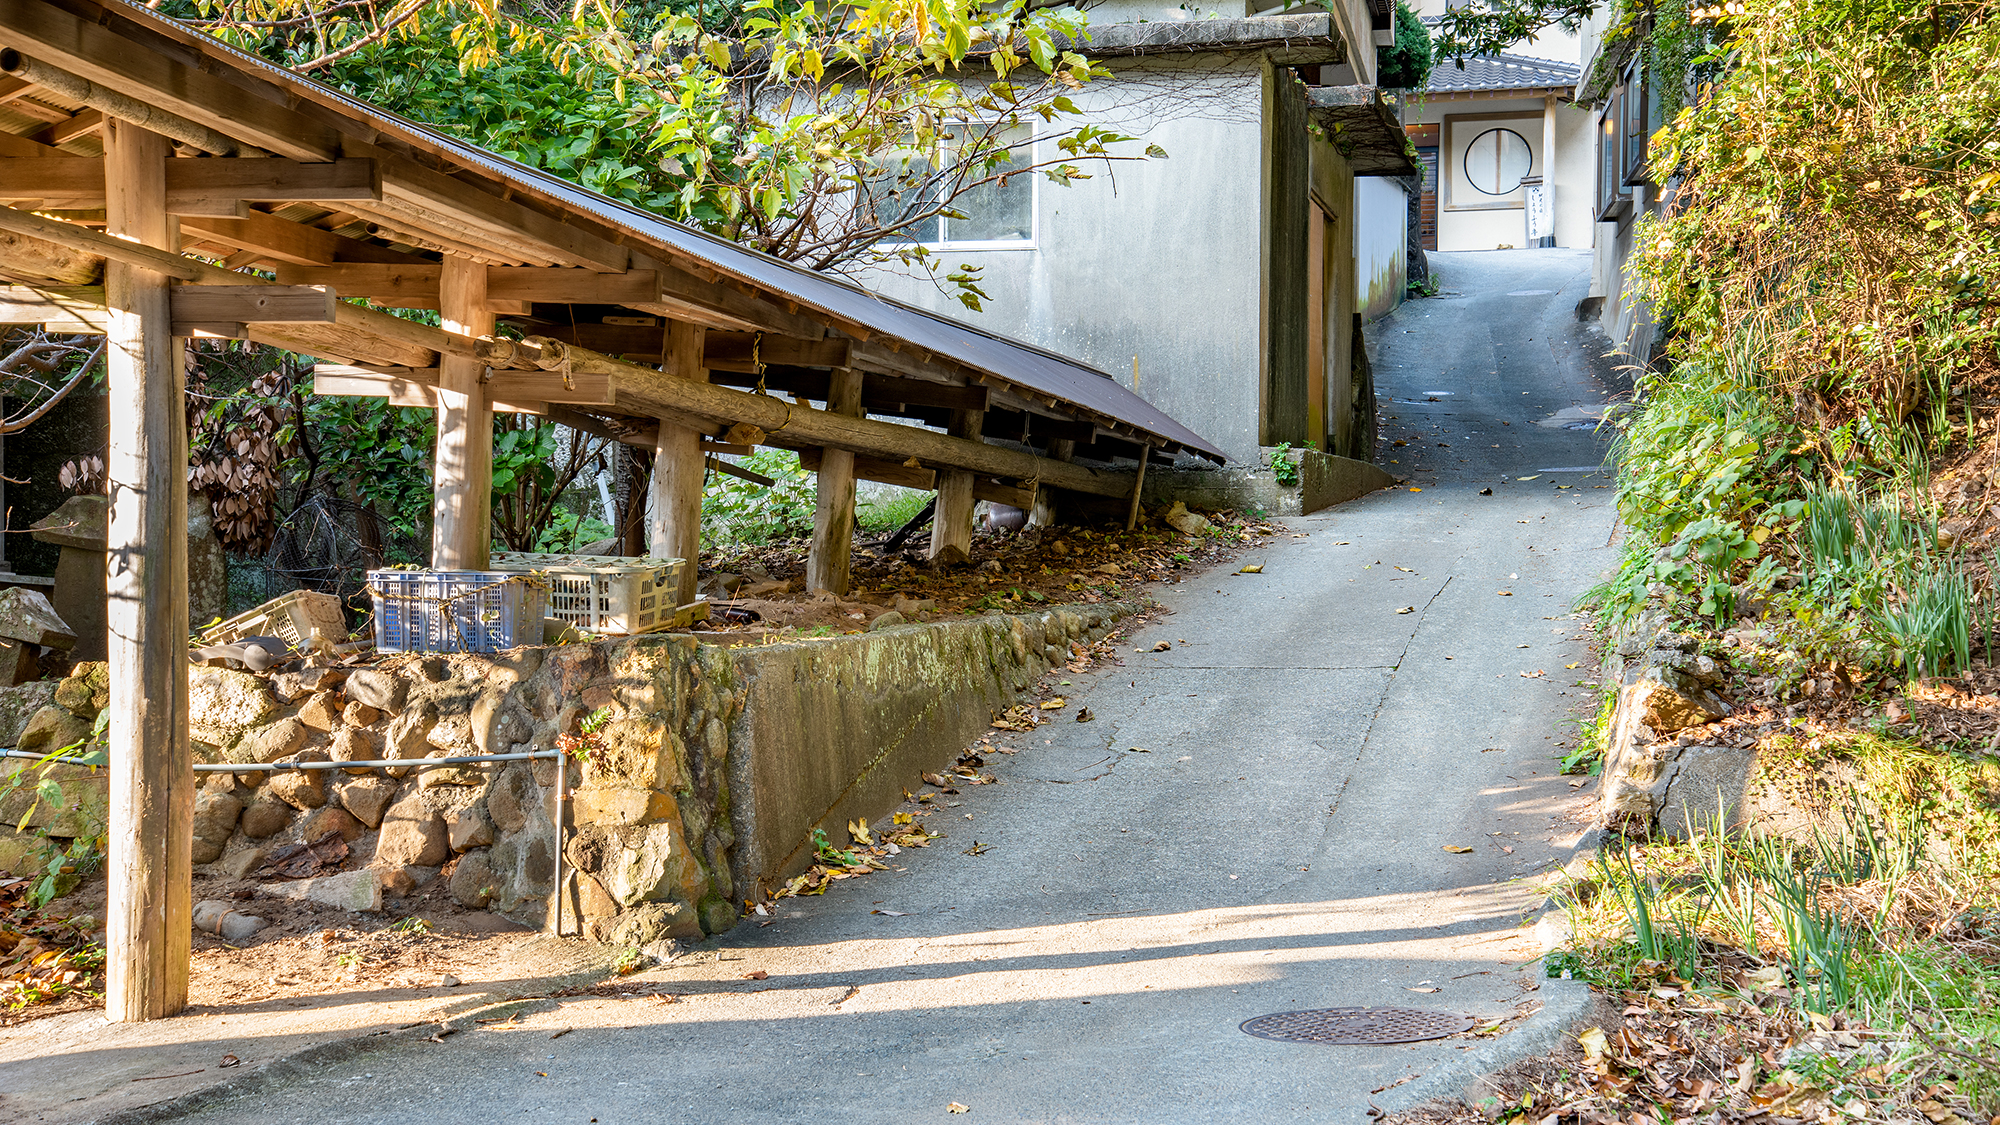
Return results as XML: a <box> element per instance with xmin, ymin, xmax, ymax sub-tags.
<box><xmin>489</xmin><ymin>552</ymin><xmax>684</xmax><ymax>636</ymax></box>
<box><xmin>366</xmin><ymin>569</ymin><xmax>548</xmax><ymax>654</ymax></box>
<box><xmin>200</xmin><ymin>589</ymin><xmax>348</xmax><ymax>650</ymax></box>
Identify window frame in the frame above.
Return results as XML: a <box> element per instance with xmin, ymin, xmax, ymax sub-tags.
<box><xmin>1595</xmin><ymin>83</ymin><xmax>1634</xmax><ymax>221</ymax></box>
<box><xmin>871</xmin><ymin>127</ymin><xmax>1038</xmax><ymax>251</ymax></box>
<box><xmin>1619</xmin><ymin>56</ymin><xmax>1650</xmax><ymax>187</ymax></box>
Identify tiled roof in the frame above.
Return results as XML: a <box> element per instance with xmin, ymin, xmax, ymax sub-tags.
<box><xmin>1427</xmin><ymin>52</ymin><xmax>1580</xmax><ymax>93</ymax></box>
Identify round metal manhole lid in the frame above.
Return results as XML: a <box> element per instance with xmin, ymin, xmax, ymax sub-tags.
<box><xmin>1239</xmin><ymin>1007</ymin><xmax>1475</xmax><ymax>1045</ymax></box>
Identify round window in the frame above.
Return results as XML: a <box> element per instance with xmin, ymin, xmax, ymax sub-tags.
<box><xmin>1464</xmin><ymin>128</ymin><xmax>1533</xmax><ymax>196</ymax></box>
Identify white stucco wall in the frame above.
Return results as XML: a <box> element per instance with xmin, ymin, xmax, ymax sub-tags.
<box><xmin>854</xmin><ymin>56</ymin><xmax>1272</xmax><ymax>462</ymax></box>
<box><xmin>1354</xmin><ymin>175</ymin><xmax>1407</xmax><ymax>320</ymax></box>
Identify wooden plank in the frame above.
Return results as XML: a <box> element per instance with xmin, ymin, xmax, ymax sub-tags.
<box><xmin>0</xmin><ymin>283</ymin><xmax>103</xmax><ymax>330</ymax></box>
<box><xmin>484</xmin><ymin>370</ymin><xmax>614</xmax><ymax>405</ymax></box>
<box><xmin>168</xmin><ymin>284</ymin><xmax>335</xmax><ymax>336</ymax></box>
<box><xmin>496</xmin><ymin>335</ymin><xmax>1138</xmax><ymax>500</ymax></box>
<box><xmin>0</xmin><ymin>128</ymin><xmax>63</xmax><ymax>158</ymax></box>
<box><xmin>310</xmin><ymin>369</ymin><xmax>547</xmax><ymax>413</ymax></box>
<box><xmin>931</xmin><ymin>407</ymin><xmax>983</xmax><ymax>561</ymax></box>
<box><xmin>705</xmin><ymin>331</ymin><xmax>851</xmax><ymax>373</ymax></box>
<box><xmin>0</xmin><ymin>0</ymin><xmax>341</xmax><ymax>159</ymax></box>
<box><xmin>0</xmin><ymin>158</ymin><xmax>382</xmax><ymax>216</ymax></box>
<box><xmin>646</xmin><ymin>322</ymin><xmax>707</xmax><ymax>606</ymax></box>
<box><xmin>861</xmin><ymin>373</ymin><xmax>989</xmax><ymax>413</ymax></box>
<box><xmin>1030</xmin><ymin>438</ymin><xmax>1074</xmax><ymax>527</ymax></box>
<box><xmin>431</xmin><ymin>256</ymin><xmax>493</xmax><ymax>569</ymax></box>
<box><xmin>345</xmin><ymin>139</ymin><xmax>629</xmax><ymax>272</ymax></box>
<box><xmin>274</xmin><ymin>265</ymin><xmax>662</xmax><ymax>306</ymax></box>
<box><xmin>38</xmin><ymin>107</ymin><xmax>102</xmax><ymax>147</ymax></box>
<box><xmin>631</xmin><ymin>255</ymin><xmax>827</xmax><ymax>339</ymax></box>
<box><xmin>807</xmin><ymin>367</ymin><xmax>863</xmax><ymax>596</ymax></box>
<box><xmin>180</xmin><ymin>211</ymin><xmax>419</xmax><ymax>267</ymax></box>
<box><xmin>798</xmin><ymin>446</ymin><xmax>936</xmax><ymax>491</ymax></box>
<box><xmin>313</xmin><ymin>363</ymin><xmax>439</xmax><ymax>385</ymax></box>
<box><xmin>1124</xmin><ymin>450</ymin><xmax>1149</xmax><ymax>531</ymax></box>
<box><xmin>0</xmin><ymin>223</ymin><xmax>101</xmax><ymax>284</ymax></box>
<box><xmin>101</xmin><ymin>119</ymin><xmax>192</xmax><ymax>1023</ymax></box>
<box><xmin>973</xmin><ymin>478</ymin><xmax>1036</xmax><ymax>510</ymax></box>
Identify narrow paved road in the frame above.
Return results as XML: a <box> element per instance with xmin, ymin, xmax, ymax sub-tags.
<box><xmin>140</xmin><ymin>250</ymin><xmax>1622</xmax><ymax>1124</ymax></box>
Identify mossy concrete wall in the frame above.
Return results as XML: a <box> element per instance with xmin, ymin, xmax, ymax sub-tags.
<box><xmin>727</xmin><ymin>604</ymin><xmax>1128</xmax><ymax>893</ymax></box>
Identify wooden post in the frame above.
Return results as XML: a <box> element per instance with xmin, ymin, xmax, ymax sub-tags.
<box><xmin>431</xmin><ymin>255</ymin><xmax>493</xmax><ymax>569</ymax></box>
<box><xmin>102</xmin><ymin>119</ymin><xmax>192</xmax><ymax>1022</ymax></box>
<box><xmin>1125</xmin><ymin>450</ymin><xmax>1150</xmax><ymax>531</ymax></box>
<box><xmin>1029</xmin><ymin>437</ymin><xmax>1076</xmax><ymax>528</ymax></box>
<box><xmin>648</xmin><ymin>321</ymin><xmax>707</xmax><ymax>605</ymax></box>
<box><xmin>930</xmin><ymin>407</ymin><xmax>984</xmax><ymax>561</ymax></box>
<box><xmin>807</xmin><ymin>367</ymin><xmax>864</xmax><ymax>595</ymax></box>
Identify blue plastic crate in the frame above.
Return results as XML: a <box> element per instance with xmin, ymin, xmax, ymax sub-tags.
<box><xmin>367</xmin><ymin>569</ymin><xmax>548</xmax><ymax>654</ymax></box>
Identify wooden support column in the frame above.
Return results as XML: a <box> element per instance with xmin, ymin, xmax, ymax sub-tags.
<box><xmin>647</xmin><ymin>321</ymin><xmax>707</xmax><ymax>605</ymax></box>
<box><xmin>808</xmin><ymin>367</ymin><xmax>864</xmax><ymax>595</ymax></box>
<box><xmin>930</xmin><ymin>407</ymin><xmax>984</xmax><ymax>561</ymax></box>
<box><xmin>1029</xmin><ymin>437</ymin><xmax>1076</xmax><ymax>528</ymax></box>
<box><xmin>431</xmin><ymin>256</ymin><xmax>493</xmax><ymax>569</ymax></box>
<box><xmin>102</xmin><ymin>120</ymin><xmax>192</xmax><ymax>1022</ymax></box>
<box><xmin>1125</xmin><ymin>451</ymin><xmax>1150</xmax><ymax>531</ymax></box>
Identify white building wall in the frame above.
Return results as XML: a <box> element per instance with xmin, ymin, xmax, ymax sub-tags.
<box><xmin>855</xmin><ymin>56</ymin><xmax>1273</xmax><ymax>462</ymax></box>
<box><xmin>1354</xmin><ymin>175</ymin><xmax>1407</xmax><ymax>319</ymax></box>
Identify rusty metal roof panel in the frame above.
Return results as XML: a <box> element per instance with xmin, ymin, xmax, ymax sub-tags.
<box><xmin>92</xmin><ymin>0</ymin><xmax>1230</xmax><ymax>462</ymax></box>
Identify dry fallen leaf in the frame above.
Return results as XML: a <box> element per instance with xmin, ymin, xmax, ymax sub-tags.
<box><xmin>1075</xmin><ymin>707</ymin><xmax>1094</xmax><ymax>723</ymax></box>
<box><xmin>1239</xmin><ymin>564</ymin><xmax>1263</xmax><ymax>574</ymax></box>
<box><xmin>1151</xmin><ymin>640</ymin><xmax>1171</xmax><ymax>652</ymax></box>
<box><xmin>742</xmin><ymin>970</ymin><xmax>769</xmax><ymax>980</ymax></box>
<box><xmin>1443</xmin><ymin>845</ymin><xmax>1474</xmax><ymax>854</ymax></box>
<box><xmin>871</xmin><ymin>909</ymin><xmax>909</xmax><ymax>917</ymax></box>
<box><xmin>1396</xmin><ymin>606</ymin><xmax>1414</xmax><ymax>614</ymax></box>
<box><xmin>1406</xmin><ymin>986</ymin><xmax>1439</xmax><ymax>994</ymax></box>
<box><xmin>947</xmin><ymin>1104</ymin><xmax>970</xmax><ymax>1115</ymax></box>
<box><xmin>1497</xmin><ymin>590</ymin><xmax>1513</xmax><ymax>596</ymax></box>
<box><xmin>1039</xmin><ymin>698</ymin><xmax>1066</xmax><ymax>710</ymax></box>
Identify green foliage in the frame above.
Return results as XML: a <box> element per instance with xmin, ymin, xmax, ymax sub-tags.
<box><xmin>702</xmin><ymin>449</ymin><xmax>816</xmax><ymax>545</ymax></box>
<box><xmin>1599</xmin><ymin>366</ymin><xmax>1806</xmax><ymax>623</ymax></box>
<box><xmin>1375</xmin><ymin>0</ymin><xmax>1433</xmax><ymax>90</ymax></box>
<box><xmin>1267</xmin><ymin>443</ymin><xmax>1300</xmax><ymax>487</ymax></box>
<box><xmin>0</xmin><ymin>713</ymin><xmax>109</xmax><ymax>908</ymax></box>
<box><xmin>858</xmin><ymin>488</ymin><xmax>931</xmax><ymax>533</ymax></box>
<box><xmin>812</xmin><ymin>827</ymin><xmax>863</xmax><ymax>867</ymax></box>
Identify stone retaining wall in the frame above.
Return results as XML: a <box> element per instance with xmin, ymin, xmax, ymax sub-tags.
<box><xmin>0</xmin><ymin>603</ymin><xmax>1129</xmax><ymax>943</ymax></box>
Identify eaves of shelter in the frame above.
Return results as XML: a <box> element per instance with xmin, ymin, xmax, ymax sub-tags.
<box><xmin>0</xmin><ymin>0</ymin><xmax>1228</xmax><ymax>474</ymax></box>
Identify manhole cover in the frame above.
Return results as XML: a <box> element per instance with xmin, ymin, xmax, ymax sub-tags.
<box><xmin>1239</xmin><ymin>1007</ymin><xmax>1474</xmax><ymax>1045</ymax></box>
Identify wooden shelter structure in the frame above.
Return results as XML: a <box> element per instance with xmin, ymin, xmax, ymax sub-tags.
<box><xmin>0</xmin><ymin>0</ymin><xmax>1224</xmax><ymax>1020</ymax></box>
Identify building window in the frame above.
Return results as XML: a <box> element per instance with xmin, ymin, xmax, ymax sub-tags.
<box><xmin>1464</xmin><ymin>127</ymin><xmax>1533</xmax><ymax>196</ymax></box>
<box><xmin>1619</xmin><ymin>57</ymin><xmax>1649</xmax><ymax>186</ymax></box>
<box><xmin>871</xmin><ymin>127</ymin><xmax>1034</xmax><ymax>248</ymax></box>
<box><xmin>1595</xmin><ymin>80</ymin><xmax>1635</xmax><ymax>220</ymax></box>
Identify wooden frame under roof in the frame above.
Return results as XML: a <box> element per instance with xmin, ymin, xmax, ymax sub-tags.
<box><xmin>0</xmin><ymin>0</ymin><xmax>1226</xmax><ymax>1022</ymax></box>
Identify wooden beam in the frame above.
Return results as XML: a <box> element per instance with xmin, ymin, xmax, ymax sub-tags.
<box><xmin>273</xmin><ymin>264</ymin><xmax>663</xmax><ymax>308</ymax></box>
<box><xmin>101</xmin><ymin>119</ymin><xmax>192</xmax><ymax>1023</ymax></box>
<box><xmin>0</xmin><ymin>3</ymin><xmax>341</xmax><ymax>159</ymax></box>
<box><xmin>973</xmin><ymin>478</ymin><xmax>1037</xmax><ymax>510</ymax></box>
<box><xmin>1030</xmin><ymin>438</ymin><xmax>1074</xmax><ymax>527</ymax></box>
<box><xmin>489</xmin><ymin>336</ymin><xmax>1139</xmax><ymax>500</ymax></box>
<box><xmin>797</xmin><ymin>446</ymin><xmax>936</xmax><ymax>491</ymax></box>
<box><xmin>631</xmin><ymin>256</ymin><xmax>826</xmax><ymax>339</ymax></box>
<box><xmin>1125</xmin><ymin>449</ymin><xmax>1149</xmax><ymax>531</ymax></box>
<box><xmin>37</xmin><ymin>107</ymin><xmax>102</xmax><ymax>147</ymax></box>
<box><xmin>0</xmin><ymin>224</ymin><xmax>100</xmax><ymax>285</ymax></box>
<box><xmin>0</xmin><ymin>283</ymin><xmax>101</xmax><ymax>330</ymax></box>
<box><xmin>179</xmin><ymin>211</ymin><xmax>421</xmax><ymax>267</ymax></box>
<box><xmin>0</xmin><ymin>129</ymin><xmax>63</xmax><ymax>158</ymax></box>
<box><xmin>647</xmin><ymin>322</ymin><xmax>707</xmax><ymax>605</ymax></box>
<box><xmin>861</xmin><ymin>373</ymin><xmax>989</xmax><ymax>413</ymax></box>
<box><xmin>807</xmin><ymin>367</ymin><xmax>863</xmax><ymax>596</ymax></box>
<box><xmin>705</xmin><ymin>331</ymin><xmax>850</xmax><ymax>373</ymax></box>
<box><xmin>0</xmin><ymin>158</ymin><xmax>382</xmax><ymax>216</ymax></box>
<box><xmin>310</xmin><ymin>368</ymin><xmax>549</xmax><ymax>414</ymax></box>
<box><xmin>931</xmin><ymin>407</ymin><xmax>983</xmax><ymax>562</ymax></box>
<box><xmin>432</xmin><ymin>257</ymin><xmax>493</xmax><ymax>569</ymax></box>
<box><xmin>168</xmin><ymin>284</ymin><xmax>335</xmax><ymax>337</ymax></box>
<box><xmin>0</xmin><ymin>203</ymin><xmax>444</xmax><ymax>366</ymax></box>
<box><xmin>344</xmin><ymin>139</ymin><xmax>630</xmax><ymax>272</ymax></box>
<box><xmin>545</xmin><ymin>405</ymin><xmax>660</xmax><ymax>449</ymax></box>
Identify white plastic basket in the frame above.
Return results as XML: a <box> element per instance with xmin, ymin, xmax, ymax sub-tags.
<box><xmin>488</xmin><ymin>552</ymin><xmax>684</xmax><ymax>636</ymax></box>
<box><xmin>201</xmin><ymin>589</ymin><xmax>348</xmax><ymax>650</ymax></box>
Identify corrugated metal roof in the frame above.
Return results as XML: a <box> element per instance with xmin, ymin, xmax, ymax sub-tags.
<box><xmin>95</xmin><ymin>0</ymin><xmax>1231</xmax><ymax>462</ymax></box>
<box><xmin>1427</xmin><ymin>52</ymin><xmax>1579</xmax><ymax>93</ymax></box>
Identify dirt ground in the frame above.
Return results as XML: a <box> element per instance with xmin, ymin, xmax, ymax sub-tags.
<box><xmin>693</xmin><ymin>507</ymin><xmax>1286</xmax><ymax>639</ymax></box>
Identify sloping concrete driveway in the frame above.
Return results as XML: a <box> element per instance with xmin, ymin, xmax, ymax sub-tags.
<box><xmin>113</xmin><ymin>249</ymin><xmax>1622</xmax><ymax>1124</ymax></box>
